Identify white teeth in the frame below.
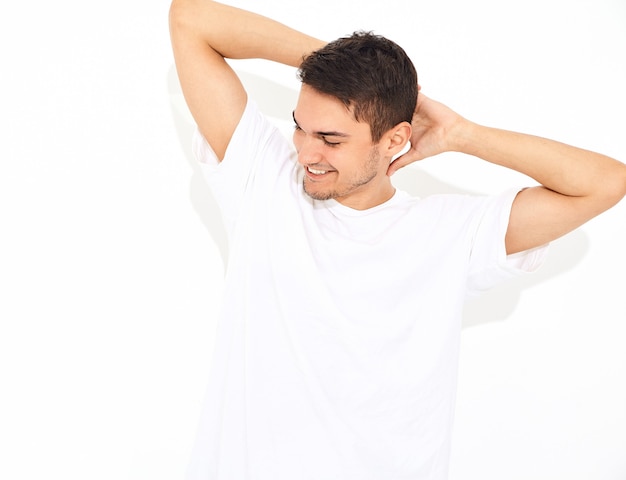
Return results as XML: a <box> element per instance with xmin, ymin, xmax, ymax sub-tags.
<box><xmin>307</xmin><ymin>166</ymin><xmax>328</xmax><ymax>175</ymax></box>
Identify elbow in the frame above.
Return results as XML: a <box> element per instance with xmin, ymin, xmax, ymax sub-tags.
<box><xmin>611</xmin><ymin>162</ymin><xmax>626</xmax><ymax>202</ymax></box>
<box><xmin>169</xmin><ymin>0</ymin><xmax>210</xmax><ymax>32</ymax></box>
<box><xmin>169</xmin><ymin>0</ymin><xmax>221</xmax><ymax>39</ymax></box>
<box><xmin>168</xmin><ymin>0</ymin><xmax>184</xmax><ymax>34</ymax></box>
<box><xmin>619</xmin><ymin>162</ymin><xmax>626</xmax><ymax>194</ymax></box>
<box><xmin>169</xmin><ymin>0</ymin><xmax>192</xmax><ymax>32</ymax></box>
<box><xmin>598</xmin><ymin>161</ymin><xmax>626</xmax><ymax>210</ymax></box>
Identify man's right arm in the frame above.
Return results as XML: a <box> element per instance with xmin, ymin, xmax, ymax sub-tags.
<box><xmin>169</xmin><ymin>0</ymin><xmax>325</xmax><ymax>160</ymax></box>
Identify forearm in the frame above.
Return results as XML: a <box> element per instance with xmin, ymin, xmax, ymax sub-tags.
<box><xmin>169</xmin><ymin>0</ymin><xmax>325</xmax><ymax>67</ymax></box>
<box><xmin>453</xmin><ymin>120</ymin><xmax>626</xmax><ymax>200</ymax></box>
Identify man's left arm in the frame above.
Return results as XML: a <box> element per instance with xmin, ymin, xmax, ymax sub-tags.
<box><xmin>459</xmin><ymin>124</ymin><xmax>626</xmax><ymax>254</ymax></box>
<box><xmin>389</xmin><ymin>93</ymin><xmax>626</xmax><ymax>255</ymax></box>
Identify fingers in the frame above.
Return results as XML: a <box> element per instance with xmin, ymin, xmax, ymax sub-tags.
<box><xmin>387</xmin><ymin>152</ymin><xmax>415</xmax><ymax>176</ymax></box>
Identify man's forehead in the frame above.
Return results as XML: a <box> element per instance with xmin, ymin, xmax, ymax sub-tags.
<box><xmin>292</xmin><ymin>110</ymin><xmax>351</xmax><ymax>138</ymax></box>
<box><xmin>294</xmin><ymin>86</ymin><xmax>367</xmax><ymax>133</ymax></box>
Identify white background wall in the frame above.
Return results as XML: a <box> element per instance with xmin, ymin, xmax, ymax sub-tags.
<box><xmin>1</xmin><ymin>0</ymin><xmax>624</xmax><ymax>479</ymax></box>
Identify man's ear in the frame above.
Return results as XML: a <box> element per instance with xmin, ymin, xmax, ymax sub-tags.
<box><xmin>382</xmin><ymin>121</ymin><xmax>411</xmax><ymax>157</ymax></box>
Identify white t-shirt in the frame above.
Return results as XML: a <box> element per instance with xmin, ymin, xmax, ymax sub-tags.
<box><xmin>186</xmin><ymin>100</ymin><xmax>547</xmax><ymax>480</ymax></box>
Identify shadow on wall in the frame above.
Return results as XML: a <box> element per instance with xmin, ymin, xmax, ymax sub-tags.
<box><xmin>167</xmin><ymin>66</ymin><xmax>589</xmax><ymax>329</ymax></box>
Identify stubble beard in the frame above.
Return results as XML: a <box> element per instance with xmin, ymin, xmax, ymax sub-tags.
<box><xmin>302</xmin><ymin>147</ymin><xmax>381</xmax><ymax>202</ymax></box>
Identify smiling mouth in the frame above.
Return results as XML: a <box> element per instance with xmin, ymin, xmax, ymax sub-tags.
<box><xmin>306</xmin><ymin>165</ymin><xmax>336</xmax><ymax>177</ymax></box>
<box><xmin>307</xmin><ymin>166</ymin><xmax>328</xmax><ymax>175</ymax></box>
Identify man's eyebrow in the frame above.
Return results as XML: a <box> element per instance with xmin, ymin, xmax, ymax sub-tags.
<box><xmin>292</xmin><ymin>111</ymin><xmax>350</xmax><ymax>138</ymax></box>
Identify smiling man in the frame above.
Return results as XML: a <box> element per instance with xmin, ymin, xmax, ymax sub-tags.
<box><xmin>291</xmin><ymin>33</ymin><xmax>417</xmax><ymax>209</ymax></box>
<box><xmin>169</xmin><ymin>1</ymin><xmax>626</xmax><ymax>479</ymax></box>
<box><xmin>294</xmin><ymin>85</ymin><xmax>400</xmax><ymax>208</ymax></box>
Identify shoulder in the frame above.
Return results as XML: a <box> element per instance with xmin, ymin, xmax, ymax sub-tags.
<box><xmin>193</xmin><ymin>100</ymin><xmax>294</xmax><ymax>171</ymax></box>
<box><xmin>400</xmin><ymin>190</ymin><xmax>507</xmax><ymax>220</ymax></box>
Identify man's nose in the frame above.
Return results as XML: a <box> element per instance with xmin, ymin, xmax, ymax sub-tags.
<box><xmin>297</xmin><ymin>137</ymin><xmax>323</xmax><ymax>165</ymax></box>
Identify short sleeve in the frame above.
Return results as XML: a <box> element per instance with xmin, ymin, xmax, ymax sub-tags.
<box><xmin>466</xmin><ymin>188</ymin><xmax>549</xmax><ymax>297</ymax></box>
<box><xmin>191</xmin><ymin>100</ymin><xmax>295</xmax><ymax>234</ymax></box>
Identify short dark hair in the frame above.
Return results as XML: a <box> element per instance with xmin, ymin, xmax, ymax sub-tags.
<box><xmin>297</xmin><ymin>31</ymin><xmax>418</xmax><ymax>143</ymax></box>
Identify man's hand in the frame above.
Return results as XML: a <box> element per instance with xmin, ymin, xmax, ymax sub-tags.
<box><xmin>388</xmin><ymin>87</ymin><xmax>626</xmax><ymax>255</ymax></box>
<box><xmin>387</xmin><ymin>90</ymin><xmax>466</xmax><ymax>176</ymax></box>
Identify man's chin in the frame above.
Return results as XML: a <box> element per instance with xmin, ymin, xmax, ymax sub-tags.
<box><xmin>303</xmin><ymin>188</ymin><xmax>335</xmax><ymax>202</ymax></box>
<box><xmin>302</xmin><ymin>182</ymin><xmax>336</xmax><ymax>201</ymax></box>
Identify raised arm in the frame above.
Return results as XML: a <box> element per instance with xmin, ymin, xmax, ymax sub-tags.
<box><xmin>168</xmin><ymin>0</ymin><xmax>324</xmax><ymax>160</ymax></box>
<box><xmin>388</xmin><ymin>93</ymin><xmax>626</xmax><ymax>255</ymax></box>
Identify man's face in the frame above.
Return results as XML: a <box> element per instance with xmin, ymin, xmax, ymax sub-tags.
<box><xmin>293</xmin><ymin>85</ymin><xmax>393</xmax><ymax>210</ymax></box>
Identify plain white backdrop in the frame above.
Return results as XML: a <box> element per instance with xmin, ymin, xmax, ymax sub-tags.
<box><xmin>1</xmin><ymin>1</ymin><xmax>624</xmax><ymax>479</ymax></box>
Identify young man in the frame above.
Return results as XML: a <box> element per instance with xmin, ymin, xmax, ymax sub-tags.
<box><xmin>169</xmin><ymin>1</ymin><xmax>626</xmax><ymax>479</ymax></box>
